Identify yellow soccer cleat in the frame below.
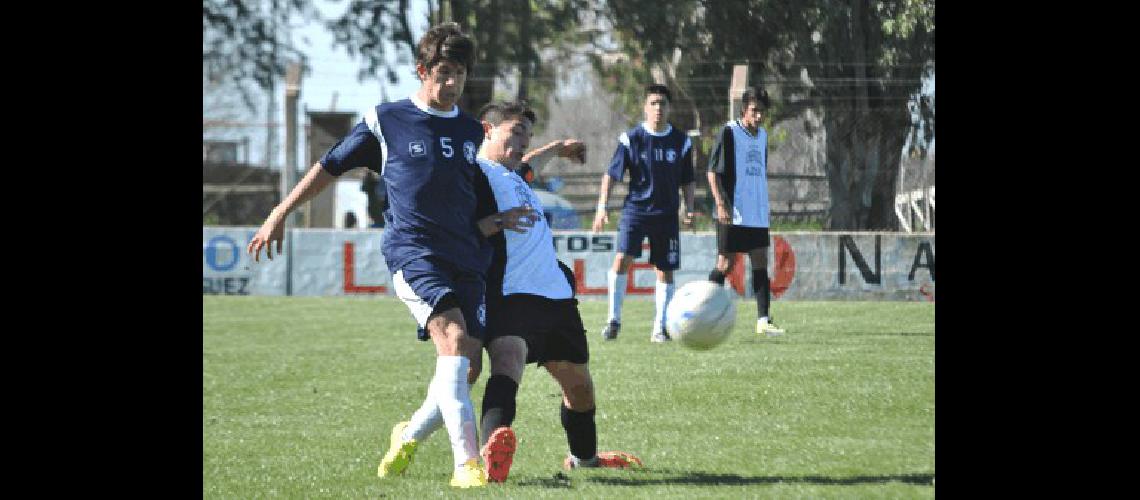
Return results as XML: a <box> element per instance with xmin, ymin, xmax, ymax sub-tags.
<box><xmin>757</xmin><ymin>318</ymin><xmax>785</xmax><ymax>337</ymax></box>
<box><xmin>377</xmin><ymin>421</ymin><xmax>418</xmax><ymax>477</ymax></box>
<box><xmin>450</xmin><ymin>458</ymin><xmax>488</xmax><ymax>488</ymax></box>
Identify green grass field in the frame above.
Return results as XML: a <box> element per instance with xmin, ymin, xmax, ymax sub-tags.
<box><xmin>203</xmin><ymin>296</ymin><xmax>934</xmax><ymax>498</ymax></box>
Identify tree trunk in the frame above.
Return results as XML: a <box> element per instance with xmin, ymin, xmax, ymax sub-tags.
<box><xmin>824</xmin><ymin>107</ymin><xmax>855</xmax><ymax>230</ymax></box>
<box><xmin>871</xmin><ymin>119</ymin><xmax>906</xmax><ymax>230</ymax></box>
<box><xmin>455</xmin><ymin>0</ymin><xmax>496</xmax><ymax>116</ymax></box>
<box><xmin>820</xmin><ymin>0</ymin><xmax>906</xmax><ymax>230</ymax></box>
<box><xmin>517</xmin><ymin>0</ymin><xmax>531</xmax><ymax>102</ymax></box>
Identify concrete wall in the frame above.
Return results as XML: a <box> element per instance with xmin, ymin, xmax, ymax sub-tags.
<box><xmin>203</xmin><ymin>228</ymin><xmax>934</xmax><ymax>301</ymax></box>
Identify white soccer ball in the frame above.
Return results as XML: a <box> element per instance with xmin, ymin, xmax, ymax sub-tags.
<box><xmin>665</xmin><ymin>280</ymin><xmax>737</xmax><ymax>350</ymax></box>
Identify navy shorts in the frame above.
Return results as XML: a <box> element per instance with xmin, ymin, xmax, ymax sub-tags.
<box><xmin>391</xmin><ymin>256</ymin><xmax>486</xmax><ymax>342</ymax></box>
<box><xmin>617</xmin><ymin>213</ymin><xmax>680</xmax><ymax>271</ymax></box>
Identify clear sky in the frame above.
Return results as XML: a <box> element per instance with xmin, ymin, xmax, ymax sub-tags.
<box><xmin>297</xmin><ymin>0</ymin><xmax>428</xmax><ymax>120</ymax></box>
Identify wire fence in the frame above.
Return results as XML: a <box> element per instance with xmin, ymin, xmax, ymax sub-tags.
<box><xmin>204</xmin><ymin>61</ymin><xmax>934</xmax><ymax>232</ymax></box>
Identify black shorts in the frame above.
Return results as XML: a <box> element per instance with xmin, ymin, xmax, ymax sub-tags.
<box><xmin>484</xmin><ymin>293</ymin><xmax>589</xmax><ymax>365</ymax></box>
<box><xmin>716</xmin><ymin>223</ymin><xmax>770</xmax><ymax>254</ymax></box>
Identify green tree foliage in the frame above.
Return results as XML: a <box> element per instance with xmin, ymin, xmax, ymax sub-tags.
<box><xmin>327</xmin><ymin>0</ymin><xmax>589</xmax><ymax>120</ymax></box>
<box><xmin>596</xmin><ymin>0</ymin><xmax>935</xmax><ymax>230</ymax></box>
<box><xmin>203</xmin><ymin>0</ymin><xmax>319</xmax><ymax>110</ymax></box>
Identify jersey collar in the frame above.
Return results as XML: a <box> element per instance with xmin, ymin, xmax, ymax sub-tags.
<box><xmin>409</xmin><ymin>94</ymin><xmax>459</xmax><ymax>118</ymax></box>
<box><xmin>640</xmin><ymin>122</ymin><xmax>673</xmax><ymax>137</ymax></box>
<box><xmin>734</xmin><ymin>119</ymin><xmax>761</xmax><ymax>138</ymax></box>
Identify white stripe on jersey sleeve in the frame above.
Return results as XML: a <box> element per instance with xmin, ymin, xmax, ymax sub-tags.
<box><xmin>619</xmin><ymin>132</ymin><xmax>630</xmax><ymax>149</ymax></box>
<box><xmin>364</xmin><ymin>107</ymin><xmax>389</xmax><ymax>175</ymax></box>
<box><xmin>682</xmin><ymin>136</ymin><xmax>692</xmax><ymax>157</ymax></box>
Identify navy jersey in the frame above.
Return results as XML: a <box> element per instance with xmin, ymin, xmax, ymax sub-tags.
<box><xmin>606</xmin><ymin>123</ymin><xmax>694</xmax><ymax>218</ymax></box>
<box><xmin>320</xmin><ymin>96</ymin><xmax>491</xmax><ymax>275</ymax></box>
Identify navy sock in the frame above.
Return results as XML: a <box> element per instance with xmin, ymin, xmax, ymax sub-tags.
<box><xmin>480</xmin><ymin>375</ymin><xmax>518</xmax><ymax>447</ymax></box>
<box><xmin>753</xmin><ymin>269</ymin><xmax>770</xmax><ymax>319</ymax></box>
<box><xmin>560</xmin><ymin>404</ymin><xmax>597</xmax><ymax>461</ymax></box>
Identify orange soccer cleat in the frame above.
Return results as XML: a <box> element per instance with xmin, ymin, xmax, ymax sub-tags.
<box><xmin>563</xmin><ymin>450</ymin><xmax>643</xmax><ymax>470</ymax></box>
<box><xmin>480</xmin><ymin>426</ymin><xmax>517</xmax><ymax>483</ymax></box>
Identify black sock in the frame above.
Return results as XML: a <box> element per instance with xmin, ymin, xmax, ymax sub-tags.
<box><xmin>480</xmin><ymin>375</ymin><xmax>518</xmax><ymax>447</ymax></box>
<box><xmin>708</xmin><ymin>269</ymin><xmax>726</xmax><ymax>285</ymax></box>
<box><xmin>560</xmin><ymin>404</ymin><xmax>597</xmax><ymax>461</ymax></box>
<box><xmin>753</xmin><ymin>269</ymin><xmax>770</xmax><ymax>320</ymax></box>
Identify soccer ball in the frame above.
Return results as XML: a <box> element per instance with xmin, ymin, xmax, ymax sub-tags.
<box><xmin>665</xmin><ymin>280</ymin><xmax>737</xmax><ymax>350</ymax></box>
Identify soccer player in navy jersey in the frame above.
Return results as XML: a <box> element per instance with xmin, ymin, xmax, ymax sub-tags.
<box><xmin>591</xmin><ymin>84</ymin><xmax>697</xmax><ymax>343</ymax></box>
<box><xmin>706</xmin><ymin>87</ymin><xmax>786</xmax><ymax>337</ymax></box>
<box><xmin>245</xmin><ymin>23</ymin><xmax>535</xmax><ymax>489</ymax></box>
<box><xmin>471</xmin><ymin>101</ymin><xmax>642</xmax><ymax>483</ymax></box>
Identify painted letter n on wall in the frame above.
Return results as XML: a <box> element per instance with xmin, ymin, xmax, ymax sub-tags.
<box><xmin>838</xmin><ymin>235</ymin><xmax>881</xmax><ymax>285</ymax></box>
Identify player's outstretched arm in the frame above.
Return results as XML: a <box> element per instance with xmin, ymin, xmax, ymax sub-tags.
<box><xmin>522</xmin><ymin>139</ymin><xmax>587</xmax><ymax>175</ymax></box>
<box><xmin>247</xmin><ymin>162</ymin><xmax>336</xmax><ymax>262</ymax></box>
<box><xmin>591</xmin><ymin>174</ymin><xmax>614</xmax><ymax>233</ymax></box>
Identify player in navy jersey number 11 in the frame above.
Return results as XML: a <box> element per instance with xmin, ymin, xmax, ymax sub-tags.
<box><xmin>246</xmin><ymin>23</ymin><xmax>536</xmax><ymax>489</ymax></box>
<box><xmin>591</xmin><ymin>84</ymin><xmax>697</xmax><ymax>343</ymax></box>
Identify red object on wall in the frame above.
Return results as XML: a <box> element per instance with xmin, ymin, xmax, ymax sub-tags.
<box><xmin>771</xmin><ymin>236</ymin><xmax>796</xmax><ymax>299</ymax></box>
<box><xmin>727</xmin><ymin>254</ymin><xmax>746</xmax><ymax>296</ymax></box>
<box><xmin>343</xmin><ymin>242</ymin><xmax>387</xmax><ymax>294</ymax></box>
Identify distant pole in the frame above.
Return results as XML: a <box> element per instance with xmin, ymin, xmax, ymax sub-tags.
<box><xmin>267</xmin><ymin>81</ymin><xmax>276</xmax><ymax>171</ymax></box>
<box><xmin>283</xmin><ymin>61</ymin><xmax>301</xmax><ymax>297</ymax></box>
<box><xmin>284</xmin><ymin>62</ymin><xmax>301</xmax><ymax>222</ymax></box>
<box><xmin>729</xmin><ymin>64</ymin><xmax>749</xmax><ymax>119</ymax></box>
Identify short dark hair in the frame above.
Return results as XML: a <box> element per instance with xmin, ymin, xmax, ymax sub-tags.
<box><xmin>646</xmin><ymin>83</ymin><xmax>671</xmax><ymax>103</ymax></box>
<box><xmin>416</xmin><ymin>22</ymin><xmax>475</xmax><ymax>75</ymax></box>
<box><xmin>741</xmin><ymin>86</ymin><xmax>770</xmax><ymax>112</ymax></box>
<box><xmin>478</xmin><ymin>100</ymin><xmax>537</xmax><ymax>128</ymax></box>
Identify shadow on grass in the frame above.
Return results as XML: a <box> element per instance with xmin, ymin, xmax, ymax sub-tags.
<box><xmin>583</xmin><ymin>469</ymin><xmax>934</xmax><ymax>487</ymax></box>
<box><xmin>843</xmin><ymin>331</ymin><xmax>935</xmax><ymax>337</ymax></box>
<box><xmin>744</xmin><ymin>331</ymin><xmax>933</xmax><ymax>341</ymax></box>
<box><xmin>514</xmin><ymin>472</ymin><xmax>573</xmax><ymax>488</ymax></box>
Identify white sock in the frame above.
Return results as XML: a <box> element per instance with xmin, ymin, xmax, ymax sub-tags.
<box><xmin>429</xmin><ymin>355</ymin><xmax>479</xmax><ymax>468</ymax></box>
<box><xmin>607</xmin><ymin>270</ymin><xmax>627</xmax><ymax>323</ymax></box>
<box><xmin>654</xmin><ymin>281</ymin><xmax>674</xmax><ymax>332</ymax></box>
<box><xmin>402</xmin><ymin>394</ymin><xmax>443</xmax><ymax>442</ymax></box>
<box><xmin>759</xmin><ymin>316</ymin><xmax>769</xmax><ymax>324</ymax></box>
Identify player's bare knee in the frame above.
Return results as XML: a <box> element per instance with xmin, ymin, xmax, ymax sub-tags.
<box><xmin>564</xmin><ymin>383</ymin><xmax>595</xmax><ymax>411</ymax></box>
<box><xmin>548</xmin><ymin>362</ymin><xmax>595</xmax><ymax>410</ymax></box>
<box><xmin>427</xmin><ymin>306</ymin><xmax>468</xmax><ymax>356</ymax></box>
<box><xmin>488</xmin><ymin>336</ymin><xmax>527</xmax><ymax>382</ymax></box>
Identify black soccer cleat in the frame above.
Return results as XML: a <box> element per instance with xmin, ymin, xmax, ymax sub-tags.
<box><xmin>601</xmin><ymin>320</ymin><xmax>620</xmax><ymax>341</ymax></box>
